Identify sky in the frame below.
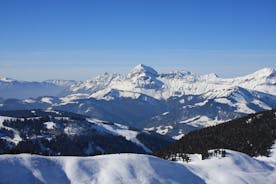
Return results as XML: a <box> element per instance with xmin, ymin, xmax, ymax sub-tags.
<box><xmin>0</xmin><ymin>0</ymin><xmax>276</xmax><ymax>81</ymax></box>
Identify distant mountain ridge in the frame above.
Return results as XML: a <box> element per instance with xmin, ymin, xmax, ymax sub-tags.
<box><xmin>0</xmin><ymin>78</ymin><xmax>75</xmax><ymax>99</ymax></box>
<box><xmin>1</xmin><ymin>65</ymin><xmax>275</xmax><ymax>100</ymax></box>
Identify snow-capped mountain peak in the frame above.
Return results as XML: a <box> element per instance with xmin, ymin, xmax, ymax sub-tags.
<box><xmin>201</xmin><ymin>73</ymin><xmax>219</xmax><ymax>80</ymax></box>
<box><xmin>69</xmin><ymin>73</ymin><xmax>122</xmax><ymax>93</ymax></box>
<box><xmin>250</xmin><ymin>67</ymin><xmax>275</xmax><ymax>78</ymax></box>
<box><xmin>123</xmin><ymin>64</ymin><xmax>164</xmax><ymax>91</ymax></box>
<box><xmin>127</xmin><ymin>64</ymin><xmax>159</xmax><ymax>78</ymax></box>
<box><xmin>238</xmin><ymin>67</ymin><xmax>276</xmax><ymax>84</ymax></box>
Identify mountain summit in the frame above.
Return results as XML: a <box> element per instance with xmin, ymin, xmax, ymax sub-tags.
<box><xmin>127</xmin><ymin>64</ymin><xmax>159</xmax><ymax>78</ymax></box>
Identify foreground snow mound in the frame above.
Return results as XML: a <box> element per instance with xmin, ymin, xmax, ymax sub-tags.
<box><xmin>186</xmin><ymin>150</ymin><xmax>276</xmax><ymax>184</ymax></box>
<box><xmin>0</xmin><ymin>154</ymin><xmax>204</xmax><ymax>184</ymax></box>
<box><xmin>0</xmin><ymin>150</ymin><xmax>276</xmax><ymax>184</ymax></box>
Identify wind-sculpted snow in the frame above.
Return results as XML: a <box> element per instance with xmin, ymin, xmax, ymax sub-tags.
<box><xmin>0</xmin><ymin>150</ymin><xmax>275</xmax><ymax>184</ymax></box>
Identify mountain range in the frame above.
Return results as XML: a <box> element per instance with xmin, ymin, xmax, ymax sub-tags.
<box><xmin>0</xmin><ymin>66</ymin><xmax>276</xmax><ymax>184</ymax></box>
<box><xmin>1</xmin><ymin>64</ymin><xmax>276</xmax><ymax>139</ymax></box>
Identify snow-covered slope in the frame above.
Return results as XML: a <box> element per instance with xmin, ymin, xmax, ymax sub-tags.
<box><xmin>145</xmin><ymin>87</ymin><xmax>276</xmax><ymax>137</ymax></box>
<box><xmin>186</xmin><ymin>150</ymin><xmax>276</xmax><ymax>184</ymax></box>
<box><xmin>0</xmin><ymin>149</ymin><xmax>275</xmax><ymax>184</ymax></box>
<box><xmin>0</xmin><ymin>153</ymin><xmax>204</xmax><ymax>184</ymax></box>
<box><xmin>86</xmin><ymin>118</ymin><xmax>152</xmax><ymax>153</ymax></box>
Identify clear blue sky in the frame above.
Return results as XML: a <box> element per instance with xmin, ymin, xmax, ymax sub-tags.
<box><xmin>0</xmin><ymin>0</ymin><xmax>275</xmax><ymax>81</ymax></box>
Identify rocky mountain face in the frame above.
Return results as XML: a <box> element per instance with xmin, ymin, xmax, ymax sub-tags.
<box><xmin>0</xmin><ymin>64</ymin><xmax>275</xmax><ymax>139</ymax></box>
